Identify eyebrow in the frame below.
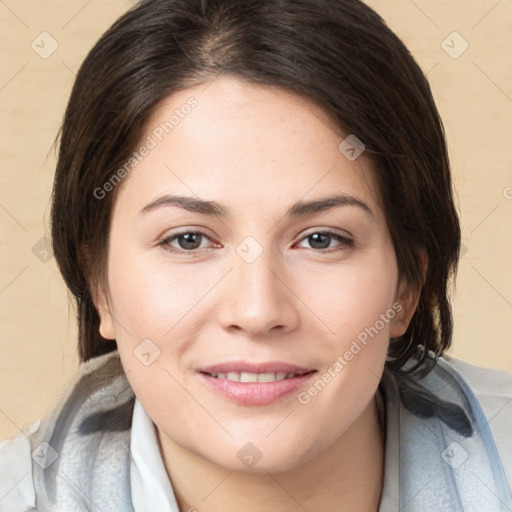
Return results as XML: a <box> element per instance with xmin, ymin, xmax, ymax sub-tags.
<box><xmin>140</xmin><ymin>193</ymin><xmax>374</xmax><ymax>219</ymax></box>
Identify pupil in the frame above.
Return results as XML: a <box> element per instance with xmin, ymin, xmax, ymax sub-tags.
<box><xmin>179</xmin><ymin>233</ymin><xmax>201</xmax><ymax>250</ymax></box>
<box><xmin>310</xmin><ymin>233</ymin><xmax>330</xmax><ymax>249</ymax></box>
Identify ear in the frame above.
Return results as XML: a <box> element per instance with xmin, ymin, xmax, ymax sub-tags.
<box><xmin>82</xmin><ymin>243</ymin><xmax>116</xmax><ymax>340</ymax></box>
<box><xmin>389</xmin><ymin>248</ymin><xmax>428</xmax><ymax>338</ymax></box>
<box><xmin>91</xmin><ymin>282</ymin><xmax>116</xmax><ymax>340</ymax></box>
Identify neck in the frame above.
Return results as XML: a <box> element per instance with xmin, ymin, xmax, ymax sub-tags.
<box><xmin>158</xmin><ymin>395</ymin><xmax>385</xmax><ymax>512</ymax></box>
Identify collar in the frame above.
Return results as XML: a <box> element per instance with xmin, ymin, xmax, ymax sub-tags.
<box><xmin>130</xmin><ymin>398</ymin><xmax>180</xmax><ymax>511</ymax></box>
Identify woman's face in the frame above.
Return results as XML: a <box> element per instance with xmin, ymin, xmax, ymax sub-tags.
<box><xmin>97</xmin><ymin>75</ymin><xmax>413</xmax><ymax>472</ymax></box>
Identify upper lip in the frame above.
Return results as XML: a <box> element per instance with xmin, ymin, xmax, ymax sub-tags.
<box><xmin>199</xmin><ymin>361</ymin><xmax>315</xmax><ymax>375</ymax></box>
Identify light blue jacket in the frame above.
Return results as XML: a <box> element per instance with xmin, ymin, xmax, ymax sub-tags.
<box><xmin>1</xmin><ymin>351</ymin><xmax>511</xmax><ymax>511</ymax></box>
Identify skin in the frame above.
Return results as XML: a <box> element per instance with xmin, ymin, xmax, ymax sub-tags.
<box><xmin>96</xmin><ymin>75</ymin><xmax>420</xmax><ymax>512</ymax></box>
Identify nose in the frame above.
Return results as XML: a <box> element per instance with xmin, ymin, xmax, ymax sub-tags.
<box><xmin>217</xmin><ymin>246</ymin><xmax>300</xmax><ymax>338</ymax></box>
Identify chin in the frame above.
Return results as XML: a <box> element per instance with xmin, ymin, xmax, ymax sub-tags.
<box><xmin>199</xmin><ymin>434</ymin><xmax>321</xmax><ymax>475</ymax></box>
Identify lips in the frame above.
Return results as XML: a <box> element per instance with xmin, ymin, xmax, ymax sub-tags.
<box><xmin>197</xmin><ymin>361</ymin><xmax>317</xmax><ymax>405</ymax></box>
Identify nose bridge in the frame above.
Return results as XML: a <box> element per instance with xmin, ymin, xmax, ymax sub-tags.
<box><xmin>218</xmin><ymin>236</ymin><xmax>298</xmax><ymax>335</ymax></box>
<box><xmin>236</xmin><ymin>245</ymin><xmax>276</xmax><ymax>299</ymax></box>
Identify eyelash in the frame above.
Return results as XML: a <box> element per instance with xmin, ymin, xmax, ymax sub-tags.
<box><xmin>158</xmin><ymin>230</ymin><xmax>354</xmax><ymax>255</ymax></box>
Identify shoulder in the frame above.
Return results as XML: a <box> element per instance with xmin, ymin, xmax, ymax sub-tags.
<box><xmin>0</xmin><ymin>421</ymin><xmax>40</xmax><ymax>511</ymax></box>
<box><xmin>444</xmin><ymin>355</ymin><xmax>512</xmax><ymax>397</ymax></box>
<box><xmin>441</xmin><ymin>356</ymin><xmax>512</xmax><ymax>487</ymax></box>
<box><xmin>0</xmin><ymin>350</ymin><xmax>133</xmax><ymax>511</ymax></box>
<box><xmin>442</xmin><ymin>355</ymin><xmax>512</xmax><ymax>420</ymax></box>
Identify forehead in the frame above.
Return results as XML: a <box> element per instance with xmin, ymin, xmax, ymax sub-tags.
<box><xmin>113</xmin><ymin>76</ymin><xmax>381</xmax><ymax>220</ymax></box>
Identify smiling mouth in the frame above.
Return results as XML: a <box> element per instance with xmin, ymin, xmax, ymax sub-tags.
<box><xmin>198</xmin><ymin>367</ymin><xmax>318</xmax><ymax>405</ymax></box>
<box><xmin>203</xmin><ymin>370</ymin><xmax>315</xmax><ymax>382</ymax></box>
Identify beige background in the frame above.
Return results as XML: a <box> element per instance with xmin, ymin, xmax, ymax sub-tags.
<box><xmin>0</xmin><ymin>0</ymin><xmax>511</xmax><ymax>442</ymax></box>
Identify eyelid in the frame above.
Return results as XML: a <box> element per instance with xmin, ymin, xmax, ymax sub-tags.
<box><xmin>298</xmin><ymin>226</ymin><xmax>354</xmax><ymax>240</ymax></box>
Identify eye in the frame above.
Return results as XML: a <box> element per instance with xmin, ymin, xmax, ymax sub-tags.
<box><xmin>296</xmin><ymin>231</ymin><xmax>354</xmax><ymax>252</ymax></box>
<box><xmin>158</xmin><ymin>229</ymin><xmax>354</xmax><ymax>255</ymax></box>
<box><xmin>159</xmin><ymin>231</ymin><xmax>215</xmax><ymax>253</ymax></box>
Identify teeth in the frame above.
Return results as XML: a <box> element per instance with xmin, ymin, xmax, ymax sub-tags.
<box><xmin>240</xmin><ymin>372</ymin><xmax>258</xmax><ymax>383</ymax></box>
<box><xmin>258</xmin><ymin>373</ymin><xmax>277</xmax><ymax>382</ymax></box>
<box><xmin>210</xmin><ymin>371</ymin><xmax>300</xmax><ymax>382</ymax></box>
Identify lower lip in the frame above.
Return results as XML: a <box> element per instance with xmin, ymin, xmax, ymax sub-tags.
<box><xmin>198</xmin><ymin>372</ymin><xmax>317</xmax><ymax>405</ymax></box>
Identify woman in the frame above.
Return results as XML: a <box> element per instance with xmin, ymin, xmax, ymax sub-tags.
<box><xmin>1</xmin><ymin>0</ymin><xmax>511</xmax><ymax>510</ymax></box>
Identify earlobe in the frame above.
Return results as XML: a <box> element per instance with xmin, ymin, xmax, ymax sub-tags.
<box><xmin>92</xmin><ymin>286</ymin><xmax>116</xmax><ymax>340</ymax></box>
<box><xmin>82</xmin><ymin>245</ymin><xmax>116</xmax><ymax>340</ymax></box>
<box><xmin>98</xmin><ymin>304</ymin><xmax>116</xmax><ymax>340</ymax></box>
<box><xmin>389</xmin><ymin>248</ymin><xmax>428</xmax><ymax>338</ymax></box>
<box><xmin>389</xmin><ymin>282</ymin><xmax>421</xmax><ymax>338</ymax></box>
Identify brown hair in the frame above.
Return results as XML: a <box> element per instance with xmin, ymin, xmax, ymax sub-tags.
<box><xmin>50</xmin><ymin>0</ymin><xmax>461</xmax><ymax>373</ymax></box>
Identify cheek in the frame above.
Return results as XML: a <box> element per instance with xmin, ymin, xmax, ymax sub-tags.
<box><xmin>105</xmin><ymin>249</ymin><xmax>203</xmax><ymax>416</ymax></box>
<box><xmin>104</xmin><ymin>244</ymin><xmax>230</xmax><ymax>398</ymax></box>
<box><xmin>305</xmin><ymin>254</ymin><xmax>398</xmax><ymax>351</ymax></box>
<box><xmin>292</xmin><ymin>278</ymin><xmax>396</xmax><ymax>456</ymax></box>
<box><xmin>106</xmin><ymin>246</ymin><xmax>207</xmax><ymax>338</ymax></box>
<box><xmin>299</xmin><ymin>249</ymin><xmax>398</xmax><ymax>406</ymax></box>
